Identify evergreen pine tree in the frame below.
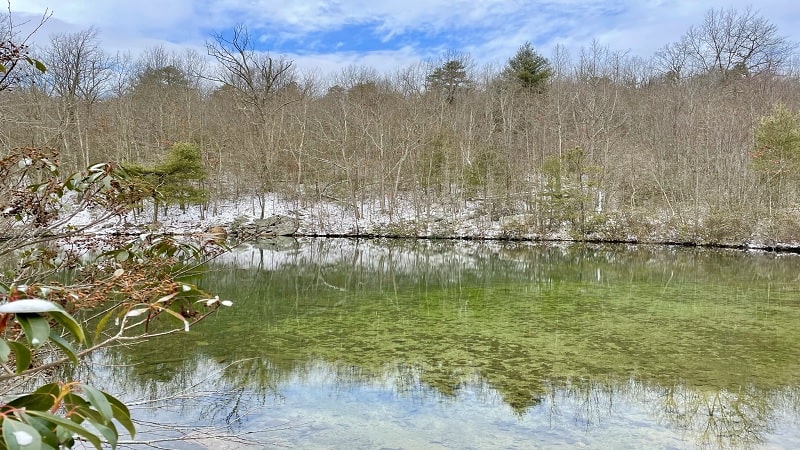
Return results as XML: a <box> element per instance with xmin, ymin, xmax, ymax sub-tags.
<box><xmin>502</xmin><ymin>42</ymin><xmax>552</xmax><ymax>93</ymax></box>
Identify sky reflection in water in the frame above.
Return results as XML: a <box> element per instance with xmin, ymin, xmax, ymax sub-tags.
<box><xmin>86</xmin><ymin>239</ymin><xmax>800</xmax><ymax>449</ymax></box>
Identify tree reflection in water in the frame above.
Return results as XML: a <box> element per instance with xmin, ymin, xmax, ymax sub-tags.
<box><xmin>85</xmin><ymin>239</ymin><xmax>800</xmax><ymax>449</ymax></box>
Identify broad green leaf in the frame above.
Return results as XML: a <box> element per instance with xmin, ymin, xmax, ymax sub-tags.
<box><xmin>33</xmin><ymin>59</ymin><xmax>46</xmax><ymax>73</ymax></box>
<box><xmin>54</xmin><ymin>426</ymin><xmax>75</xmax><ymax>447</ymax></box>
<box><xmin>33</xmin><ymin>383</ymin><xmax>62</xmax><ymax>397</ymax></box>
<box><xmin>60</xmin><ymin>401</ymin><xmax>83</xmax><ymax>424</ymax></box>
<box><xmin>93</xmin><ymin>308</ymin><xmax>117</xmax><ymax>343</ymax></box>
<box><xmin>15</xmin><ymin>314</ymin><xmax>50</xmax><ymax>348</ymax></box>
<box><xmin>6</xmin><ymin>341</ymin><xmax>32</xmax><ymax>373</ymax></box>
<box><xmin>7</xmin><ymin>393</ymin><xmax>56</xmax><ymax>411</ymax></box>
<box><xmin>49</xmin><ymin>310</ymin><xmax>85</xmax><ymax>343</ymax></box>
<box><xmin>104</xmin><ymin>393</ymin><xmax>135</xmax><ymax>437</ymax></box>
<box><xmin>0</xmin><ymin>339</ymin><xmax>10</xmax><ymax>362</ymax></box>
<box><xmin>156</xmin><ymin>306</ymin><xmax>190</xmax><ymax>332</ymax></box>
<box><xmin>48</xmin><ymin>332</ymin><xmax>79</xmax><ymax>364</ymax></box>
<box><xmin>2</xmin><ymin>418</ymin><xmax>43</xmax><ymax>449</ymax></box>
<box><xmin>26</xmin><ymin>410</ymin><xmax>102</xmax><ymax>449</ymax></box>
<box><xmin>89</xmin><ymin>421</ymin><xmax>118</xmax><ymax>448</ymax></box>
<box><xmin>80</xmin><ymin>384</ymin><xmax>113</xmax><ymax>421</ymax></box>
<box><xmin>63</xmin><ymin>393</ymin><xmax>102</xmax><ymax>423</ymax></box>
<box><xmin>18</xmin><ymin>413</ymin><xmax>59</xmax><ymax>449</ymax></box>
<box><xmin>115</xmin><ymin>250</ymin><xmax>129</xmax><ymax>262</ymax></box>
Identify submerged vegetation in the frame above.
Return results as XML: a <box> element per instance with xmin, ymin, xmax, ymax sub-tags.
<box><xmin>108</xmin><ymin>239</ymin><xmax>800</xmax><ymax>448</ymax></box>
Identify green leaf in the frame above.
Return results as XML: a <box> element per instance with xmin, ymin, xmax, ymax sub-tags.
<box><xmin>18</xmin><ymin>413</ymin><xmax>59</xmax><ymax>449</ymax></box>
<box><xmin>49</xmin><ymin>310</ymin><xmax>85</xmax><ymax>343</ymax></box>
<box><xmin>6</xmin><ymin>393</ymin><xmax>56</xmax><ymax>411</ymax></box>
<box><xmin>33</xmin><ymin>59</ymin><xmax>46</xmax><ymax>73</ymax></box>
<box><xmin>80</xmin><ymin>384</ymin><xmax>114</xmax><ymax>421</ymax></box>
<box><xmin>89</xmin><ymin>421</ymin><xmax>118</xmax><ymax>448</ymax></box>
<box><xmin>54</xmin><ymin>426</ymin><xmax>75</xmax><ymax>447</ymax></box>
<box><xmin>155</xmin><ymin>306</ymin><xmax>190</xmax><ymax>332</ymax></box>
<box><xmin>93</xmin><ymin>308</ymin><xmax>117</xmax><ymax>343</ymax></box>
<box><xmin>0</xmin><ymin>299</ymin><xmax>65</xmax><ymax>314</ymax></box>
<box><xmin>6</xmin><ymin>340</ymin><xmax>32</xmax><ymax>373</ymax></box>
<box><xmin>62</xmin><ymin>393</ymin><xmax>96</xmax><ymax>422</ymax></box>
<box><xmin>48</xmin><ymin>332</ymin><xmax>79</xmax><ymax>364</ymax></box>
<box><xmin>0</xmin><ymin>339</ymin><xmax>10</xmax><ymax>362</ymax></box>
<box><xmin>2</xmin><ymin>418</ymin><xmax>43</xmax><ymax>449</ymax></box>
<box><xmin>26</xmin><ymin>410</ymin><xmax>102</xmax><ymax>449</ymax></box>
<box><xmin>32</xmin><ymin>383</ymin><xmax>62</xmax><ymax>397</ymax></box>
<box><xmin>15</xmin><ymin>314</ymin><xmax>51</xmax><ymax>348</ymax></box>
<box><xmin>6</xmin><ymin>385</ymin><xmax>61</xmax><ymax>412</ymax></box>
<box><xmin>115</xmin><ymin>250</ymin><xmax>129</xmax><ymax>262</ymax></box>
<box><xmin>0</xmin><ymin>298</ymin><xmax>84</xmax><ymax>341</ymax></box>
<box><xmin>104</xmin><ymin>393</ymin><xmax>135</xmax><ymax>438</ymax></box>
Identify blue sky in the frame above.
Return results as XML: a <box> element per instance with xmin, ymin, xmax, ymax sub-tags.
<box><xmin>8</xmin><ymin>0</ymin><xmax>800</xmax><ymax>77</ymax></box>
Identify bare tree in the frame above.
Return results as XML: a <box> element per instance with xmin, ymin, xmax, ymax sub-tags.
<box><xmin>206</xmin><ymin>25</ymin><xmax>295</xmax><ymax>118</ymax></box>
<box><xmin>205</xmin><ymin>25</ymin><xmax>296</xmax><ymax>218</ymax></box>
<box><xmin>656</xmin><ymin>7</ymin><xmax>796</xmax><ymax>81</ymax></box>
<box><xmin>653</xmin><ymin>40</ymin><xmax>689</xmax><ymax>83</ymax></box>
<box><xmin>39</xmin><ymin>27</ymin><xmax>114</xmax><ymax>168</ymax></box>
<box><xmin>130</xmin><ymin>47</ymin><xmax>193</xmax><ymax>154</ymax></box>
<box><xmin>42</xmin><ymin>27</ymin><xmax>113</xmax><ymax>103</ymax></box>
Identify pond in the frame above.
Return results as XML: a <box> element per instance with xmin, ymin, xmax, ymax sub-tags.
<box><xmin>83</xmin><ymin>238</ymin><xmax>800</xmax><ymax>449</ymax></box>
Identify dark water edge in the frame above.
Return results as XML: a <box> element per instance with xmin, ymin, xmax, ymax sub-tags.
<box><xmin>238</xmin><ymin>230</ymin><xmax>800</xmax><ymax>254</ymax></box>
<box><xmin>79</xmin><ymin>238</ymin><xmax>800</xmax><ymax>449</ymax></box>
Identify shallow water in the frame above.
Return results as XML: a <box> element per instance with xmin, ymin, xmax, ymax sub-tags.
<box><xmin>86</xmin><ymin>239</ymin><xmax>800</xmax><ymax>449</ymax></box>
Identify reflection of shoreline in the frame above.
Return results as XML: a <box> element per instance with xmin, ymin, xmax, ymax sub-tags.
<box><xmin>102</xmin><ymin>240</ymin><xmax>800</xmax><ymax>448</ymax></box>
<box><xmin>214</xmin><ymin>237</ymin><xmax>800</xmax><ymax>284</ymax></box>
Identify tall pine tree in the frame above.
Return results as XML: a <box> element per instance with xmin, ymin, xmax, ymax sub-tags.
<box><xmin>502</xmin><ymin>42</ymin><xmax>552</xmax><ymax>93</ymax></box>
<box><xmin>426</xmin><ymin>59</ymin><xmax>471</xmax><ymax>103</ymax></box>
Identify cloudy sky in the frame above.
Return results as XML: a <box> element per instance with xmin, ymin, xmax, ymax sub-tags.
<box><xmin>8</xmin><ymin>0</ymin><xmax>800</xmax><ymax>77</ymax></box>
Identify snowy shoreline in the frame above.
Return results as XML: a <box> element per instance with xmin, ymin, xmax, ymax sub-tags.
<box><xmin>65</xmin><ymin>194</ymin><xmax>800</xmax><ymax>254</ymax></box>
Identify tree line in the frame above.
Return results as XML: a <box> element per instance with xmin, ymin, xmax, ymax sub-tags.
<box><xmin>3</xmin><ymin>6</ymin><xmax>800</xmax><ymax>242</ymax></box>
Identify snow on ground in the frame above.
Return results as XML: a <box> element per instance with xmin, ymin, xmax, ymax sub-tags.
<box><xmin>67</xmin><ymin>193</ymin><xmax>536</xmax><ymax>240</ymax></box>
<box><xmin>63</xmin><ymin>192</ymin><xmax>800</xmax><ymax>253</ymax></box>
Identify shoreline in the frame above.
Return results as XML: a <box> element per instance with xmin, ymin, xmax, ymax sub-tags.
<box><xmin>61</xmin><ymin>194</ymin><xmax>800</xmax><ymax>255</ymax></box>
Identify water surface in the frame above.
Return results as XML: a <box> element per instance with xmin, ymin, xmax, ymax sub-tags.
<box><xmin>87</xmin><ymin>239</ymin><xmax>800</xmax><ymax>449</ymax></box>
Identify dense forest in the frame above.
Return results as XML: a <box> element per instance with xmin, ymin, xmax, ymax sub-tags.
<box><xmin>3</xmin><ymin>6</ymin><xmax>800</xmax><ymax>244</ymax></box>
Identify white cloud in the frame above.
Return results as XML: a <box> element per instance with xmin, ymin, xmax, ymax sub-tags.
<box><xmin>7</xmin><ymin>0</ymin><xmax>800</xmax><ymax>77</ymax></box>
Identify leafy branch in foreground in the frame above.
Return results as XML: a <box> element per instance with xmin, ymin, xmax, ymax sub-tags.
<box><xmin>0</xmin><ymin>296</ymin><xmax>133</xmax><ymax>450</ymax></box>
<box><xmin>0</xmin><ymin>286</ymin><xmax>232</xmax><ymax>449</ymax></box>
<box><xmin>0</xmin><ymin>147</ymin><xmax>231</xmax><ymax>449</ymax></box>
<box><xmin>0</xmin><ymin>18</ymin><xmax>235</xmax><ymax>449</ymax></box>
<box><xmin>0</xmin><ymin>6</ymin><xmax>49</xmax><ymax>91</ymax></box>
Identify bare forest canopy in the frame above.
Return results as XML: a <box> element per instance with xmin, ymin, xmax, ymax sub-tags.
<box><xmin>3</xmin><ymin>6</ymin><xmax>800</xmax><ymax>242</ymax></box>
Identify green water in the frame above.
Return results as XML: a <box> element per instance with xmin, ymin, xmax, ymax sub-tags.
<box><xmin>93</xmin><ymin>238</ymin><xmax>800</xmax><ymax>449</ymax></box>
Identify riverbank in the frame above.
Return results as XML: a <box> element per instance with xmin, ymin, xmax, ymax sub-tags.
<box><xmin>67</xmin><ymin>193</ymin><xmax>800</xmax><ymax>252</ymax></box>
